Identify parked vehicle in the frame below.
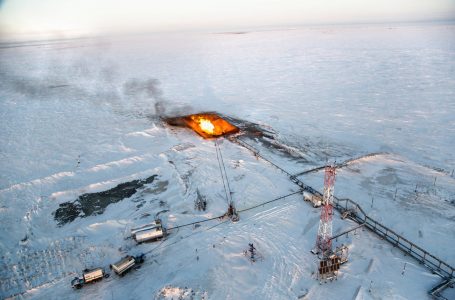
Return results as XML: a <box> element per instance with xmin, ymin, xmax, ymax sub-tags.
<box><xmin>71</xmin><ymin>268</ymin><xmax>109</xmax><ymax>289</ymax></box>
<box><xmin>131</xmin><ymin>219</ymin><xmax>165</xmax><ymax>243</ymax></box>
<box><xmin>110</xmin><ymin>254</ymin><xmax>145</xmax><ymax>276</ymax></box>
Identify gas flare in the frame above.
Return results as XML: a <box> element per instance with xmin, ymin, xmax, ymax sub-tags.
<box><xmin>193</xmin><ymin>117</ymin><xmax>215</xmax><ymax>135</ymax></box>
<box><xmin>166</xmin><ymin>113</ymin><xmax>239</xmax><ymax>138</ymax></box>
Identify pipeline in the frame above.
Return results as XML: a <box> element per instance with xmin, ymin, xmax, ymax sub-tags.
<box><xmin>229</xmin><ymin>136</ymin><xmax>455</xmax><ymax>280</ymax></box>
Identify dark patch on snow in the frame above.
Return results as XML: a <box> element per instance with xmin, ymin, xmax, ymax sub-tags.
<box><xmin>48</xmin><ymin>84</ymin><xmax>69</xmax><ymax>89</ymax></box>
<box><xmin>222</xmin><ymin>114</ymin><xmax>275</xmax><ymax>140</ymax></box>
<box><xmin>53</xmin><ymin>175</ymin><xmax>157</xmax><ymax>226</ymax></box>
<box><xmin>194</xmin><ymin>189</ymin><xmax>207</xmax><ymax>211</ymax></box>
<box><xmin>224</xmin><ymin>115</ymin><xmax>314</xmax><ymax>161</ymax></box>
<box><xmin>140</xmin><ymin>213</ymin><xmax>151</xmax><ymax>219</ymax></box>
<box><xmin>136</xmin><ymin>201</ymin><xmax>146</xmax><ymax>209</ymax></box>
<box><xmin>131</xmin><ymin>196</ymin><xmax>144</xmax><ymax>203</ymax></box>
<box><xmin>234</xmin><ymin>174</ymin><xmax>245</xmax><ymax>181</ymax></box>
<box><xmin>224</xmin><ymin>114</ymin><xmax>358</xmax><ymax>167</ymax></box>
<box><xmin>142</xmin><ymin>180</ymin><xmax>169</xmax><ymax>195</ymax></box>
<box><xmin>376</xmin><ymin>167</ymin><xmax>402</xmax><ymax>186</ymax></box>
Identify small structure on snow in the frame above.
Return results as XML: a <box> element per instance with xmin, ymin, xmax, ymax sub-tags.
<box><xmin>316</xmin><ymin>245</ymin><xmax>349</xmax><ymax>282</ymax></box>
<box><xmin>243</xmin><ymin>242</ymin><xmax>263</xmax><ymax>262</ymax></box>
<box><xmin>318</xmin><ymin>255</ymin><xmax>341</xmax><ymax>282</ymax></box>
<box><xmin>341</xmin><ymin>210</ymin><xmax>354</xmax><ymax>220</ymax></box>
<box><xmin>194</xmin><ymin>190</ymin><xmax>207</xmax><ymax>211</ymax></box>
<box><xmin>303</xmin><ymin>191</ymin><xmax>322</xmax><ymax>208</ymax></box>
<box><xmin>249</xmin><ymin>243</ymin><xmax>257</xmax><ymax>262</ymax></box>
<box><xmin>334</xmin><ymin>245</ymin><xmax>349</xmax><ymax>265</ymax></box>
<box><xmin>131</xmin><ymin>219</ymin><xmax>166</xmax><ymax>244</ymax></box>
<box><xmin>225</xmin><ymin>203</ymin><xmax>239</xmax><ymax>222</ymax></box>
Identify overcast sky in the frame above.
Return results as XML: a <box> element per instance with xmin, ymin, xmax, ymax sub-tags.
<box><xmin>1</xmin><ymin>0</ymin><xmax>454</xmax><ymax>38</ymax></box>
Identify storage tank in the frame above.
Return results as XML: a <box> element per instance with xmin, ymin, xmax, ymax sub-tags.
<box><xmin>131</xmin><ymin>219</ymin><xmax>165</xmax><ymax>243</ymax></box>
<box><xmin>133</xmin><ymin>227</ymin><xmax>164</xmax><ymax>243</ymax></box>
<box><xmin>110</xmin><ymin>256</ymin><xmax>136</xmax><ymax>276</ymax></box>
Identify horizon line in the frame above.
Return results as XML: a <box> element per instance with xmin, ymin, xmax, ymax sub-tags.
<box><xmin>1</xmin><ymin>18</ymin><xmax>454</xmax><ymax>44</ymax></box>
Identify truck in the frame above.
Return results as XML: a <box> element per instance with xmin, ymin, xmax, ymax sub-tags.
<box><xmin>303</xmin><ymin>191</ymin><xmax>322</xmax><ymax>207</ymax></box>
<box><xmin>110</xmin><ymin>254</ymin><xmax>145</xmax><ymax>276</ymax></box>
<box><xmin>131</xmin><ymin>219</ymin><xmax>165</xmax><ymax>244</ymax></box>
<box><xmin>71</xmin><ymin>268</ymin><xmax>109</xmax><ymax>289</ymax></box>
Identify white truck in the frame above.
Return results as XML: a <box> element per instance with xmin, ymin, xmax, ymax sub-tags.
<box><xmin>303</xmin><ymin>191</ymin><xmax>322</xmax><ymax>207</ymax></box>
<box><xmin>110</xmin><ymin>254</ymin><xmax>145</xmax><ymax>276</ymax></box>
<box><xmin>71</xmin><ymin>268</ymin><xmax>109</xmax><ymax>289</ymax></box>
<box><xmin>131</xmin><ymin>219</ymin><xmax>165</xmax><ymax>244</ymax></box>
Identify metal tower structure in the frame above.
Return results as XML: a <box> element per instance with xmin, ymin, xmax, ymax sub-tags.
<box><xmin>215</xmin><ymin>140</ymin><xmax>239</xmax><ymax>221</ymax></box>
<box><xmin>315</xmin><ymin>165</ymin><xmax>336</xmax><ymax>258</ymax></box>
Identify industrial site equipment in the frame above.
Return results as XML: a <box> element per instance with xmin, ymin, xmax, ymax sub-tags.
<box><xmin>110</xmin><ymin>254</ymin><xmax>145</xmax><ymax>276</ymax></box>
<box><xmin>165</xmin><ymin>112</ymin><xmax>239</xmax><ymax>139</ymax></box>
<box><xmin>214</xmin><ymin>140</ymin><xmax>239</xmax><ymax>222</ymax></box>
<box><xmin>318</xmin><ymin>255</ymin><xmax>341</xmax><ymax>281</ymax></box>
<box><xmin>71</xmin><ymin>268</ymin><xmax>109</xmax><ymax>289</ymax></box>
<box><xmin>311</xmin><ymin>166</ymin><xmax>350</xmax><ymax>281</ymax></box>
<box><xmin>333</xmin><ymin>245</ymin><xmax>349</xmax><ymax>265</ymax></box>
<box><xmin>313</xmin><ymin>165</ymin><xmax>337</xmax><ymax>258</ymax></box>
<box><xmin>131</xmin><ymin>219</ymin><xmax>165</xmax><ymax>244</ymax></box>
<box><xmin>303</xmin><ymin>191</ymin><xmax>322</xmax><ymax>207</ymax></box>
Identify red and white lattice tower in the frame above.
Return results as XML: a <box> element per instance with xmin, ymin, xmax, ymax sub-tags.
<box><xmin>315</xmin><ymin>165</ymin><xmax>336</xmax><ymax>258</ymax></box>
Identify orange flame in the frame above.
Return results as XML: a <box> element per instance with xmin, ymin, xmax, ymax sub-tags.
<box><xmin>172</xmin><ymin>113</ymin><xmax>240</xmax><ymax>138</ymax></box>
<box><xmin>195</xmin><ymin>117</ymin><xmax>215</xmax><ymax>135</ymax></box>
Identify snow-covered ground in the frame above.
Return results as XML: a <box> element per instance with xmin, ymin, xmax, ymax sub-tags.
<box><xmin>301</xmin><ymin>153</ymin><xmax>455</xmax><ymax>265</ymax></box>
<box><xmin>1</xmin><ymin>23</ymin><xmax>454</xmax><ymax>299</ymax></box>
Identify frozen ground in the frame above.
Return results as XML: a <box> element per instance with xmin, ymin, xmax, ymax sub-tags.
<box><xmin>0</xmin><ymin>23</ymin><xmax>454</xmax><ymax>299</ymax></box>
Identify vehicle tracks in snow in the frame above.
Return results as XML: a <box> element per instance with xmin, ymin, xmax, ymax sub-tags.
<box><xmin>0</xmin><ymin>237</ymin><xmax>89</xmax><ymax>298</ymax></box>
